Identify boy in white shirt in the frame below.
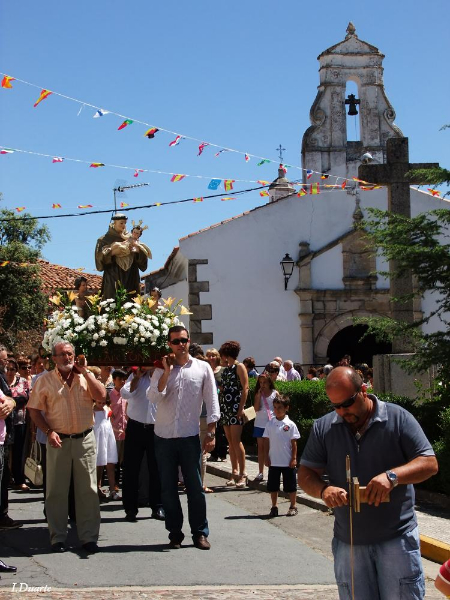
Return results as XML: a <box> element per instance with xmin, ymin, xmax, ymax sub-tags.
<box><xmin>263</xmin><ymin>396</ymin><xmax>300</xmax><ymax>517</ymax></box>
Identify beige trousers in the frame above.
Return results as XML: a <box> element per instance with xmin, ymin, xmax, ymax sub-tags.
<box><xmin>46</xmin><ymin>431</ymin><xmax>100</xmax><ymax>545</ymax></box>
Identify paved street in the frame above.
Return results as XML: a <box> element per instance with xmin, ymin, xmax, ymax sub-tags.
<box><xmin>0</xmin><ymin>474</ymin><xmax>444</xmax><ymax>599</ymax></box>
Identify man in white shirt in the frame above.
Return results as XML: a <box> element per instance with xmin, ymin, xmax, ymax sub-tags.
<box><xmin>284</xmin><ymin>360</ymin><xmax>301</xmax><ymax>381</ymax></box>
<box><xmin>121</xmin><ymin>367</ymin><xmax>164</xmax><ymax>522</ymax></box>
<box><xmin>148</xmin><ymin>326</ymin><xmax>220</xmax><ymax>550</ymax></box>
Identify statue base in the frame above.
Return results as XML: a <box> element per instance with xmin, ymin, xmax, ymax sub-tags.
<box><xmin>84</xmin><ymin>347</ymin><xmax>164</xmax><ymax>367</ymax></box>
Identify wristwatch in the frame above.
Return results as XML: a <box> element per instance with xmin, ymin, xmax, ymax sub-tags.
<box><xmin>206</xmin><ymin>432</ymin><xmax>216</xmax><ymax>439</ymax></box>
<box><xmin>386</xmin><ymin>470</ymin><xmax>398</xmax><ymax>487</ymax></box>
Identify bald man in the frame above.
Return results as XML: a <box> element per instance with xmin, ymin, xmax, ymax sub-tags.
<box><xmin>299</xmin><ymin>367</ymin><xmax>438</xmax><ymax>600</ymax></box>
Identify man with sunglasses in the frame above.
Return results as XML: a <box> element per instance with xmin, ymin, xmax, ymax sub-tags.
<box><xmin>299</xmin><ymin>367</ymin><xmax>438</xmax><ymax>600</ymax></box>
<box><xmin>148</xmin><ymin>326</ymin><xmax>220</xmax><ymax>550</ymax></box>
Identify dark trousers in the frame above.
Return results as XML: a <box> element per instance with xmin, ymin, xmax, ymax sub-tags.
<box><xmin>154</xmin><ymin>434</ymin><xmax>208</xmax><ymax>541</ymax></box>
<box><xmin>122</xmin><ymin>420</ymin><xmax>161</xmax><ymax>515</ymax></box>
<box><xmin>0</xmin><ymin>445</ymin><xmax>10</xmax><ymax>517</ymax></box>
<box><xmin>12</xmin><ymin>424</ymin><xmax>27</xmax><ymax>485</ymax></box>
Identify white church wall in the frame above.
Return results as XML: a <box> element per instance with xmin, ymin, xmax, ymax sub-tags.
<box><xmin>311</xmin><ymin>244</ymin><xmax>343</xmax><ymax>289</ymax></box>
<box><xmin>161</xmin><ymin>279</ymin><xmax>190</xmax><ymax>330</ymax></box>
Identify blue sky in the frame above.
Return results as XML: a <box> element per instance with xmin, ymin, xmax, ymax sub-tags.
<box><xmin>1</xmin><ymin>1</ymin><xmax>449</xmax><ymax>275</ymax></box>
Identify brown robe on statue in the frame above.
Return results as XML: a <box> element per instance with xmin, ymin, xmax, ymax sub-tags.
<box><xmin>95</xmin><ymin>227</ymin><xmax>150</xmax><ymax>301</ymax></box>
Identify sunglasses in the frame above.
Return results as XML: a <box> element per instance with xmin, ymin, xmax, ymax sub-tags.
<box><xmin>169</xmin><ymin>338</ymin><xmax>189</xmax><ymax>346</ymax></box>
<box><xmin>19</xmin><ymin>366</ymin><xmax>31</xmax><ymax>370</ymax></box>
<box><xmin>330</xmin><ymin>389</ymin><xmax>360</xmax><ymax>410</ymax></box>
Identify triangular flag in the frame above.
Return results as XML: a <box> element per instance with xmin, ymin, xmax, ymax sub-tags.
<box><xmin>214</xmin><ymin>149</ymin><xmax>228</xmax><ymax>157</ymax></box>
<box><xmin>245</xmin><ymin>154</ymin><xmax>250</xmax><ymax>162</ymax></box>
<box><xmin>0</xmin><ymin>148</ymin><xmax>14</xmax><ymax>154</ymax></box>
<box><xmin>208</xmin><ymin>179</ymin><xmax>222</xmax><ymax>190</ymax></box>
<box><xmin>15</xmin><ymin>207</ymin><xmax>26</xmax><ymax>212</ymax></box>
<box><xmin>360</xmin><ymin>185</ymin><xmax>382</xmax><ymax>191</ymax></box>
<box><xmin>321</xmin><ymin>174</ymin><xmax>329</xmax><ymax>179</ymax></box>
<box><xmin>279</xmin><ymin>163</ymin><xmax>287</xmax><ymax>174</ymax></box>
<box><xmin>93</xmin><ymin>108</ymin><xmax>109</xmax><ymax>118</ymax></box>
<box><xmin>120</xmin><ymin>202</ymin><xmax>129</xmax><ymax>208</ymax></box>
<box><xmin>224</xmin><ymin>180</ymin><xmax>235</xmax><ymax>191</ymax></box>
<box><xmin>198</xmin><ymin>142</ymin><xmax>209</xmax><ymax>156</ymax></box>
<box><xmin>306</xmin><ymin>170</ymin><xmax>313</xmax><ymax>179</ymax></box>
<box><xmin>257</xmin><ymin>159</ymin><xmax>271</xmax><ymax>166</ymax></box>
<box><xmin>1</xmin><ymin>76</ymin><xmax>15</xmax><ymax>89</ymax></box>
<box><xmin>118</xmin><ymin>119</ymin><xmax>133</xmax><ymax>130</ymax></box>
<box><xmin>352</xmin><ymin>177</ymin><xmax>369</xmax><ymax>184</ymax></box>
<box><xmin>34</xmin><ymin>89</ymin><xmax>52</xmax><ymax>107</ymax></box>
<box><xmin>257</xmin><ymin>180</ymin><xmax>270</xmax><ymax>185</ymax></box>
<box><xmin>310</xmin><ymin>183</ymin><xmax>320</xmax><ymax>195</ymax></box>
<box><xmin>221</xmin><ymin>197</ymin><xmax>235</xmax><ymax>201</ymax></box>
<box><xmin>90</xmin><ymin>163</ymin><xmax>105</xmax><ymax>168</ymax></box>
<box><xmin>428</xmin><ymin>189</ymin><xmax>441</xmax><ymax>197</ymax></box>
<box><xmin>193</xmin><ymin>197</ymin><xmax>204</xmax><ymax>203</ymax></box>
<box><xmin>144</xmin><ymin>127</ymin><xmax>159</xmax><ymax>139</ymax></box>
<box><xmin>341</xmin><ymin>180</ymin><xmax>347</xmax><ymax>190</ymax></box>
<box><xmin>155</xmin><ymin>202</ymin><xmax>162</xmax><ymax>206</ymax></box>
<box><xmin>0</xmin><ymin>261</ymin><xmax>10</xmax><ymax>267</ymax></box>
<box><xmin>52</xmin><ymin>157</ymin><xmax>64</xmax><ymax>163</ymax></box>
<box><xmin>171</xmin><ymin>174</ymin><xmax>186</xmax><ymax>182</ymax></box>
<box><xmin>260</xmin><ymin>190</ymin><xmax>269</xmax><ymax>197</ymax></box>
<box><xmin>52</xmin><ymin>203</ymin><xmax>62</xmax><ymax>209</ymax></box>
<box><xmin>297</xmin><ymin>188</ymin><xmax>307</xmax><ymax>197</ymax></box>
<box><xmin>78</xmin><ymin>204</ymin><xmax>93</xmax><ymax>208</ymax></box>
<box><xmin>134</xmin><ymin>169</ymin><xmax>144</xmax><ymax>178</ymax></box>
<box><xmin>169</xmin><ymin>135</ymin><xmax>182</xmax><ymax>147</ymax></box>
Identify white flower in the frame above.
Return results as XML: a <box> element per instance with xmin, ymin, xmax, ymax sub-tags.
<box><xmin>123</xmin><ymin>302</ymin><xmax>134</xmax><ymax>309</ymax></box>
<box><xmin>92</xmin><ymin>333</ymin><xmax>99</xmax><ymax>341</ymax></box>
<box><xmin>99</xmin><ymin>330</ymin><xmax>105</xmax><ymax>337</ymax></box>
<box><xmin>140</xmin><ymin>337</ymin><xmax>145</xmax><ymax>343</ymax></box>
<box><xmin>99</xmin><ymin>340</ymin><xmax>108</xmax><ymax>347</ymax></box>
<box><xmin>91</xmin><ymin>342</ymin><xmax>97</xmax><ymax>347</ymax></box>
<box><xmin>113</xmin><ymin>337</ymin><xmax>127</xmax><ymax>345</ymax></box>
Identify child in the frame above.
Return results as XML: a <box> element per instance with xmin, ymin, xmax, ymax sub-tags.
<box><xmin>109</xmin><ymin>369</ymin><xmax>128</xmax><ymax>490</ymax></box>
<box><xmin>263</xmin><ymin>395</ymin><xmax>300</xmax><ymax>517</ymax></box>
<box><xmin>93</xmin><ymin>397</ymin><xmax>120</xmax><ymax>501</ymax></box>
<box><xmin>252</xmin><ymin>374</ymin><xmax>277</xmax><ymax>482</ymax></box>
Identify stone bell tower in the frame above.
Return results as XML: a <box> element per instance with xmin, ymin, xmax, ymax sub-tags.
<box><xmin>301</xmin><ymin>23</ymin><xmax>403</xmax><ymax>181</ymax></box>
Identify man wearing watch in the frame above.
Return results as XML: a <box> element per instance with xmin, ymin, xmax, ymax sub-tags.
<box><xmin>299</xmin><ymin>367</ymin><xmax>438</xmax><ymax>600</ymax></box>
<box><xmin>28</xmin><ymin>341</ymin><xmax>106</xmax><ymax>554</ymax></box>
<box><xmin>148</xmin><ymin>326</ymin><xmax>220</xmax><ymax>550</ymax></box>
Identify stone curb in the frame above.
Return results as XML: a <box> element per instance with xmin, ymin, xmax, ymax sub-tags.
<box><xmin>420</xmin><ymin>535</ymin><xmax>450</xmax><ymax>564</ymax></box>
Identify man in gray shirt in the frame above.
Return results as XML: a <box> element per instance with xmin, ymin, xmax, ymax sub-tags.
<box><xmin>299</xmin><ymin>367</ymin><xmax>438</xmax><ymax>600</ymax></box>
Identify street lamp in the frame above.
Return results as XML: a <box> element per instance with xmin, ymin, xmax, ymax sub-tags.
<box><xmin>280</xmin><ymin>253</ymin><xmax>295</xmax><ymax>290</ymax></box>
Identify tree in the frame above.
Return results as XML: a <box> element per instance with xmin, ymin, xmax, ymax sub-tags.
<box><xmin>0</xmin><ymin>207</ymin><xmax>51</xmax><ymax>350</ymax></box>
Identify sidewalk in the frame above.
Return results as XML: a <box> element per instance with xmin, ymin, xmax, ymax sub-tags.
<box><xmin>206</xmin><ymin>454</ymin><xmax>450</xmax><ymax>563</ymax></box>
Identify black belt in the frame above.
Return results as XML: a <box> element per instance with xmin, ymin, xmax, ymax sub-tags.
<box><xmin>57</xmin><ymin>427</ymin><xmax>93</xmax><ymax>440</ymax></box>
<box><xmin>129</xmin><ymin>419</ymin><xmax>154</xmax><ymax>428</ymax></box>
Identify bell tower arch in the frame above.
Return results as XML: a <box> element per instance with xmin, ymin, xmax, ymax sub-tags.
<box><xmin>301</xmin><ymin>22</ymin><xmax>403</xmax><ymax>181</ymax></box>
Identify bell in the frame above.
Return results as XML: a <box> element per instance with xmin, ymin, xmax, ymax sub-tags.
<box><xmin>346</xmin><ymin>93</ymin><xmax>360</xmax><ymax>116</ymax></box>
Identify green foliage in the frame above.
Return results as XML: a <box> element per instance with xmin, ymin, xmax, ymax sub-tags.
<box><xmin>0</xmin><ymin>208</ymin><xmax>50</xmax><ymax>348</ymax></box>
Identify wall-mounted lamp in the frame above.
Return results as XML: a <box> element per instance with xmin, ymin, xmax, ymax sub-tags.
<box><xmin>280</xmin><ymin>253</ymin><xmax>295</xmax><ymax>290</ymax></box>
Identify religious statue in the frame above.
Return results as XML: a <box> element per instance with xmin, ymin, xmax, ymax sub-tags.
<box><xmin>95</xmin><ymin>214</ymin><xmax>152</xmax><ymax>301</ymax></box>
<box><xmin>73</xmin><ymin>275</ymin><xmax>89</xmax><ymax>318</ymax></box>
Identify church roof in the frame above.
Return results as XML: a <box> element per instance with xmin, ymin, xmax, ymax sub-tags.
<box><xmin>269</xmin><ymin>167</ymin><xmax>296</xmax><ymax>193</ymax></box>
<box><xmin>38</xmin><ymin>259</ymin><xmax>102</xmax><ymax>294</ymax></box>
<box><xmin>318</xmin><ymin>23</ymin><xmax>382</xmax><ymax>59</ymax></box>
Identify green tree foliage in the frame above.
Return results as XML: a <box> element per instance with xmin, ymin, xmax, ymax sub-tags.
<box><xmin>0</xmin><ymin>208</ymin><xmax>51</xmax><ymax>349</ymax></box>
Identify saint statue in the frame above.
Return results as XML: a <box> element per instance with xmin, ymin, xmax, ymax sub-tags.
<box><xmin>95</xmin><ymin>214</ymin><xmax>152</xmax><ymax>301</ymax></box>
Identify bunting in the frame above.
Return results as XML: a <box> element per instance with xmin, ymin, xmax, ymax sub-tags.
<box><xmin>90</xmin><ymin>163</ymin><xmax>105</xmax><ymax>168</ymax></box>
<box><xmin>279</xmin><ymin>164</ymin><xmax>287</xmax><ymax>174</ymax></box>
<box><xmin>193</xmin><ymin>197</ymin><xmax>204</xmax><ymax>203</ymax></box>
<box><xmin>306</xmin><ymin>170</ymin><xmax>313</xmax><ymax>179</ymax></box>
<box><xmin>321</xmin><ymin>174</ymin><xmax>329</xmax><ymax>180</ymax></box>
<box><xmin>198</xmin><ymin>142</ymin><xmax>209</xmax><ymax>156</ymax></box>
<box><xmin>1</xmin><ymin>76</ymin><xmax>15</xmax><ymax>89</ymax></box>
<box><xmin>257</xmin><ymin>159</ymin><xmax>271</xmax><ymax>166</ymax></box>
<box><xmin>144</xmin><ymin>127</ymin><xmax>159</xmax><ymax>139</ymax></box>
<box><xmin>169</xmin><ymin>135</ymin><xmax>182</xmax><ymax>147</ymax></box>
<box><xmin>257</xmin><ymin>180</ymin><xmax>270</xmax><ymax>186</ymax></box>
<box><xmin>0</xmin><ymin>149</ymin><xmax>14</xmax><ymax>154</ymax></box>
<box><xmin>78</xmin><ymin>204</ymin><xmax>93</xmax><ymax>208</ymax></box>
<box><xmin>352</xmin><ymin>177</ymin><xmax>369</xmax><ymax>184</ymax></box>
<box><xmin>360</xmin><ymin>185</ymin><xmax>382</xmax><ymax>191</ymax></box>
<box><xmin>171</xmin><ymin>174</ymin><xmax>186</xmax><ymax>182</ymax></box>
<box><xmin>297</xmin><ymin>188</ymin><xmax>307</xmax><ymax>197</ymax></box>
<box><xmin>310</xmin><ymin>183</ymin><xmax>320</xmax><ymax>195</ymax></box>
<box><xmin>134</xmin><ymin>169</ymin><xmax>144</xmax><ymax>178</ymax></box>
<box><xmin>215</xmin><ymin>149</ymin><xmax>228</xmax><ymax>157</ymax></box>
<box><xmin>52</xmin><ymin>203</ymin><xmax>62</xmax><ymax>209</ymax></box>
<box><xmin>120</xmin><ymin>202</ymin><xmax>129</xmax><ymax>208</ymax></box>
<box><xmin>118</xmin><ymin>119</ymin><xmax>133</xmax><ymax>130</ymax></box>
<box><xmin>155</xmin><ymin>202</ymin><xmax>162</xmax><ymax>206</ymax></box>
<box><xmin>33</xmin><ymin>89</ymin><xmax>52</xmax><ymax>107</ymax></box>
<box><xmin>208</xmin><ymin>179</ymin><xmax>221</xmax><ymax>190</ymax></box>
<box><xmin>0</xmin><ymin>262</ymin><xmax>9</xmax><ymax>267</ymax></box>
<box><xmin>245</xmin><ymin>154</ymin><xmax>250</xmax><ymax>162</ymax></box>
<box><xmin>428</xmin><ymin>189</ymin><xmax>441</xmax><ymax>197</ymax></box>
<box><xmin>52</xmin><ymin>157</ymin><xmax>64</xmax><ymax>163</ymax></box>
<box><xmin>15</xmin><ymin>207</ymin><xmax>26</xmax><ymax>212</ymax></box>
<box><xmin>224</xmin><ymin>180</ymin><xmax>235</xmax><ymax>191</ymax></box>
<box><xmin>221</xmin><ymin>197</ymin><xmax>235</xmax><ymax>201</ymax></box>
<box><xmin>93</xmin><ymin>108</ymin><xmax>109</xmax><ymax>118</ymax></box>
<box><xmin>341</xmin><ymin>180</ymin><xmax>347</xmax><ymax>190</ymax></box>
<box><xmin>260</xmin><ymin>190</ymin><xmax>269</xmax><ymax>197</ymax></box>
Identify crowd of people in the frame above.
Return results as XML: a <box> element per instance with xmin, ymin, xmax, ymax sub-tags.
<box><xmin>0</xmin><ymin>336</ymin><xmax>447</xmax><ymax>599</ymax></box>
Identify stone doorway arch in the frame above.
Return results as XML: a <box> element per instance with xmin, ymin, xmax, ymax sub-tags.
<box><xmin>327</xmin><ymin>324</ymin><xmax>392</xmax><ymax>366</ymax></box>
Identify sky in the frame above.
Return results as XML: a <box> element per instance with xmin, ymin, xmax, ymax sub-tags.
<box><xmin>1</xmin><ymin>1</ymin><xmax>449</xmax><ymax>276</ymax></box>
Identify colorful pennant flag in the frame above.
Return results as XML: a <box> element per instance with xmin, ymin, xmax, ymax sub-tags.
<box><xmin>224</xmin><ymin>180</ymin><xmax>235</xmax><ymax>191</ymax></box>
<box><xmin>306</xmin><ymin>170</ymin><xmax>313</xmax><ymax>179</ymax></box>
<box><xmin>120</xmin><ymin>202</ymin><xmax>129</xmax><ymax>208</ymax></box>
<box><xmin>245</xmin><ymin>154</ymin><xmax>250</xmax><ymax>162</ymax></box>
<box><xmin>428</xmin><ymin>189</ymin><xmax>441</xmax><ymax>197</ymax></box>
<box><xmin>34</xmin><ymin>89</ymin><xmax>52</xmax><ymax>107</ymax></box>
<box><xmin>134</xmin><ymin>169</ymin><xmax>144</xmax><ymax>178</ymax></box>
<box><xmin>118</xmin><ymin>119</ymin><xmax>133</xmax><ymax>130</ymax></box>
<box><xmin>144</xmin><ymin>127</ymin><xmax>159</xmax><ymax>139</ymax></box>
<box><xmin>93</xmin><ymin>108</ymin><xmax>109</xmax><ymax>118</ymax></box>
<box><xmin>52</xmin><ymin>157</ymin><xmax>64</xmax><ymax>163</ymax></box>
<box><xmin>171</xmin><ymin>174</ymin><xmax>186</xmax><ymax>182</ymax></box>
<box><xmin>0</xmin><ymin>148</ymin><xmax>14</xmax><ymax>154</ymax></box>
<box><xmin>297</xmin><ymin>188</ymin><xmax>307</xmax><ymax>197</ymax></box>
<box><xmin>352</xmin><ymin>177</ymin><xmax>369</xmax><ymax>184</ymax></box>
<box><xmin>260</xmin><ymin>190</ymin><xmax>270</xmax><ymax>197</ymax></box>
<box><xmin>198</xmin><ymin>142</ymin><xmax>209</xmax><ymax>156</ymax></box>
<box><xmin>169</xmin><ymin>135</ymin><xmax>182</xmax><ymax>147</ymax></box>
<box><xmin>310</xmin><ymin>183</ymin><xmax>320</xmax><ymax>195</ymax></box>
<box><xmin>214</xmin><ymin>149</ymin><xmax>228</xmax><ymax>157</ymax></box>
<box><xmin>360</xmin><ymin>185</ymin><xmax>382</xmax><ymax>191</ymax></box>
<box><xmin>15</xmin><ymin>207</ymin><xmax>26</xmax><ymax>212</ymax></box>
<box><xmin>0</xmin><ymin>261</ymin><xmax>10</xmax><ymax>267</ymax></box>
<box><xmin>1</xmin><ymin>76</ymin><xmax>15</xmax><ymax>89</ymax></box>
<box><xmin>221</xmin><ymin>197</ymin><xmax>235</xmax><ymax>201</ymax></box>
<box><xmin>90</xmin><ymin>163</ymin><xmax>105</xmax><ymax>168</ymax></box>
<box><xmin>52</xmin><ymin>203</ymin><xmax>62</xmax><ymax>209</ymax></box>
<box><xmin>257</xmin><ymin>180</ymin><xmax>270</xmax><ymax>186</ymax></box>
<box><xmin>257</xmin><ymin>159</ymin><xmax>271</xmax><ymax>166</ymax></box>
<box><xmin>193</xmin><ymin>197</ymin><xmax>204</xmax><ymax>203</ymax></box>
<box><xmin>78</xmin><ymin>204</ymin><xmax>93</xmax><ymax>208</ymax></box>
<box><xmin>155</xmin><ymin>202</ymin><xmax>162</xmax><ymax>206</ymax></box>
<box><xmin>341</xmin><ymin>180</ymin><xmax>347</xmax><ymax>190</ymax></box>
<box><xmin>321</xmin><ymin>174</ymin><xmax>329</xmax><ymax>179</ymax></box>
<box><xmin>279</xmin><ymin>164</ymin><xmax>287</xmax><ymax>174</ymax></box>
<box><xmin>208</xmin><ymin>179</ymin><xmax>222</xmax><ymax>190</ymax></box>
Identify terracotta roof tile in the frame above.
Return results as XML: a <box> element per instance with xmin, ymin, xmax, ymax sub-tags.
<box><xmin>38</xmin><ymin>259</ymin><xmax>102</xmax><ymax>294</ymax></box>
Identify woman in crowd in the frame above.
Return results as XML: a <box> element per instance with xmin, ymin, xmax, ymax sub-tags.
<box><xmin>5</xmin><ymin>359</ymin><xmax>30</xmax><ymax>490</ymax></box>
<box><xmin>243</xmin><ymin>357</ymin><xmax>259</xmax><ymax>378</ymax></box>
<box><xmin>252</xmin><ymin>374</ymin><xmax>277</xmax><ymax>482</ymax></box>
<box><xmin>205</xmin><ymin>349</ymin><xmax>227</xmax><ymax>462</ymax></box>
<box><xmin>219</xmin><ymin>341</ymin><xmax>249</xmax><ymax>487</ymax></box>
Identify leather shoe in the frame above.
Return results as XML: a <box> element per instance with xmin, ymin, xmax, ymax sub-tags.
<box><xmin>0</xmin><ymin>560</ymin><xmax>17</xmax><ymax>573</ymax></box>
<box><xmin>125</xmin><ymin>513</ymin><xmax>138</xmax><ymax>522</ymax></box>
<box><xmin>193</xmin><ymin>535</ymin><xmax>211</xmax><ymax>550</ymax></box>
<box><xmin>51</xmin><ymin>542</ymin><xmax>66</xmax><ymax>553</ymax></box>
<box><xmin>151</xmin><ymin>507</ymin><xmax>165</xmax><ymax>521</ymax></box>
<box><xmin>82</xmin><ymin>542</ymin><xmax>98</xmax><ymax>554</ymax></box>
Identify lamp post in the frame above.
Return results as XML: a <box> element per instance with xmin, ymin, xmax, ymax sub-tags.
<box><xmin>280</xmin><ymin>253</ymin><xmax>295</xmax><ymax>290</ymax></box>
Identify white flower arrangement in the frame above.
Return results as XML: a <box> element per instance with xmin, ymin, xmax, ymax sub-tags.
<box><xmin>43</xmin><ymin>285</ymin><xmax>192</xmax><ymax>361</ymax></box>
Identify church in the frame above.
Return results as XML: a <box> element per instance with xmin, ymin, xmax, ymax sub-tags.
<box><xmin>142</xmin><ymin>24</ymin><xmax>446</xmax><ymax>368</ymax></box>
